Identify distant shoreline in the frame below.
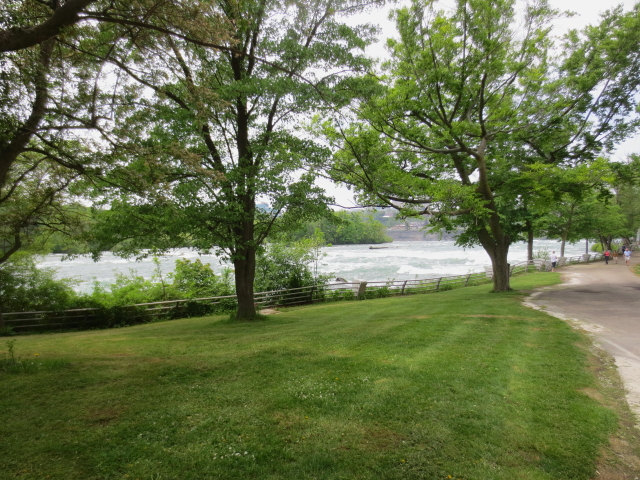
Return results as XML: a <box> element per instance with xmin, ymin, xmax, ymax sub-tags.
<box><xmin>385</xmin><ymin>229</ymin><xmax>457</xmax><ymax>242</ymax></box>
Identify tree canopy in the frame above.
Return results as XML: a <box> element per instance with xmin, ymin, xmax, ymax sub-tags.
<box><xmin>322</xmin><ymin>0</ymin><xmax>640</xmax><ymax>291</ymax></box>
<box><xmin>83</xmin><ymin>0</ymin><xmax>383</xmax><ymax>319</ymax></box>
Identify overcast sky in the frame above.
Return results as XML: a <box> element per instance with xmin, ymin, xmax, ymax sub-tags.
<box><xmin>323</xmin><ymin>0</ymin><xmax>640</xmax><ymax>207</ymax></box>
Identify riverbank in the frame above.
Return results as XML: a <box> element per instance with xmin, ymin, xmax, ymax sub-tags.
<box><xmin>2</xmin><ymin>273</ymin><xmax>638</xmax><ymax>479</ymax></box>
<box><xmin>39</xmin><ymin>239</ymin><xmax>587</xmax><ymax>293</ymax></box>
<box><xmin>384</xmin><ymin>228</ymin><xmax>458</xmax><ymax>241</ymax></box>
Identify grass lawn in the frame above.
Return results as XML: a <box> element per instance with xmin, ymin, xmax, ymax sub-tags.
<box><xmin>0</xmin><ymin>273</ymin><xmax>630</xmax><ymax>479</ymax></box>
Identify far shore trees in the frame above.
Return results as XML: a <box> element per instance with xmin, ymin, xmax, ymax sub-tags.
<box><xmin>281</xmin><ymin>210</ymin><xmax>392</xmax><ymax>245</ymax></box>
<box><xmin>322</xmin><ymin>0</ymin><xmax>640</xmax><ymax>291</ymax></box>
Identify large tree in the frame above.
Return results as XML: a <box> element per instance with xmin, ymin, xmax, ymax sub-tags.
<box><xmin>0</xmin><ymin>0</ymin><xmax>236</xmax><ymax>263</ymax></box>
<box><xmin>0</xmin><ymin>12</ymin><xmax>101</xmax><ymax>261</ymax></box>
<box><xmin>323</xmin><ymin>0</ymin><xmax>640</xmax><ymax>291</ymax></box>
<box><xmin>86</xmin><ymin>0</ymin><xmax>382</xmax><ymax>319</ymax></box>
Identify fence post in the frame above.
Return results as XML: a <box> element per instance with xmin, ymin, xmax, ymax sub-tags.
<box><xmin>357</xmin><ymin>281</ymin><xmax>367</xmax><ymax>298</ymax></box>
<box><xmin>401</xmin><ymin>280</ymin><xmax>408</xmax><ymax>295</ymax></box>
<box><xmin>309</xmin><ymin>286</ymin><xmax>316</xmax><ymax>303</ymax></box>
<box><xmin>436</xmin><ymin>277</ymin><xmax>443</xmax><ymax>291</ymax></box>
<box><xmin>465</xmin><ymin>274</ymin><xmax>471</xmax><ymax>286</ymax></box>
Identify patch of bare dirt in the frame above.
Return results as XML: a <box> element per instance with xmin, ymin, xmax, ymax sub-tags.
<box><xmin>360</xmin><ymin>428</ymin><xmax>405</xmax><ymax>451</ymax></box>
<box><xmin>84</xmin><ymin>407</ymin><xmax>124</xmax><ymax>426</ymax></box>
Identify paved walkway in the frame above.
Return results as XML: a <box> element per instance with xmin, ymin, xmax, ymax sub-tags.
<box><xmin>525</xmin><ymin>254</ymin><xmax>640</xmax><ymax>422</ymax></box>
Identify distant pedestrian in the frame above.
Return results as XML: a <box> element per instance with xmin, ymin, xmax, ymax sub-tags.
<box><xmin>612</xmin><ymin>250</ymin><xmax>619</xmax><ymax>264</ymax></box>
<box><xmin>604</xmin><ymin>249</ymin><xmax>611</xmax><ymax>264</ymax></box>
<box><xmin>624</xmin><ymin>248</ymin><xmax>632</xmax><ymax>266</ymax></box>
<box><xmin>550</xmin><ymin>251</ymin><xmax>558</xmax><ymax>272</ymax></box>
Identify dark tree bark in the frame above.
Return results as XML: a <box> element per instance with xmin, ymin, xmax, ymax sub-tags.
<box><xmin>234</xmin><ymin>245</ymin><xmax>257</xmax><ymax>320</ymax></box>
<box><xmin>526</xmin><ymin>219</ymin><xmax>534</xmax><ymax>261</ymax></box>
<box><xmin>0</xmin><ymin>39</ymin><xmax>54</xmax><ymax>189</ymax></box>
<box><xmin>0</xmin><ymin>234</ymin><xmax>22</xmax><ymax>265</ymax></box>
<box><xmin>475</xmin><ymin>153</ymin><xmax>512</xmax><ymax>292</ymax></box>
<box><xmin>477</xmin><ymin>227</ymin><xmax>512</xmax><ymax>292</ymax></box>
<box><xmin>0</xmin><ymin>0</ymin><xmax>96</xmax><ymax>53</ymax></box>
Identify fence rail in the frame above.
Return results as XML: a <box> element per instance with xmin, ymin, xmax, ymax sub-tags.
<box><xmin>1</xmin><ymin>253</ymin><xmax>605</xmax><ymax>333</ymax></box>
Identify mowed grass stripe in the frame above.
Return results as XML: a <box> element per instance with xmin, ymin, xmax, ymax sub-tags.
<box><xmin>0</xmin><ymin>273</ymin><xmax>617</xmax><ymax>480</ymax></box>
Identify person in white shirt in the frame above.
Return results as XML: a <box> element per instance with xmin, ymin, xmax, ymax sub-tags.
<box><xmin>550</xmin><ymin>251</ymin><xmax>558</xmax><ymax>272</ymax></box>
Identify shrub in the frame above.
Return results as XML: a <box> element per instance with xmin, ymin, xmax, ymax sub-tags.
<box><xmin>0</xmin><ymin>254</ymin><xmax>83</xmax><ymax>313</ymax></box>
<box><xmin>167</xmin><ymin>259</ymin><xmax>233</xmax><ymax>299</ymax></box>
<box><xmin>533</xmin><ymin>248</ymin><xmax>550</xmax><ymax>260</ymax></box>
<box><xmin>254</xmin><ymin>239</ymin><xmax>330</xmax><ymax>293</ymax></box>
<box><xmin>330</xmin><ymin>289</ymin><xmax>354</xmax><ymax>301</ymax></box>
<box><xmin>88</xmin><ymin>271</ymin><xmax>165</xmax><ymax>308</ymax></box>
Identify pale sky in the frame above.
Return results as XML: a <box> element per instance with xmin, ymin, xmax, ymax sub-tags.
<box><xmin>323</xmin><ymin>0</ymin><xmax>640</xmax><ymax>207</ymax></box>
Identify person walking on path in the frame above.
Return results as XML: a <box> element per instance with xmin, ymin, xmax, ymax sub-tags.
<box><xmin>624</xmin><ymin>247</ymin><xmax>632</xmax><ymax>266</ymax></box>
<box><xmin>604</xmin><ymin>249</ymin><xmax>611</xmax><ymax>264</ymax></box>
<box><xmin>550</xmin><ymin>251</ymin><xmax>558</xmax><ymax>272</ymax></box>
<box><xmin>612</xmin><ymin>249</ymin><xmax>619</xmax><ymax>264</ymax></box>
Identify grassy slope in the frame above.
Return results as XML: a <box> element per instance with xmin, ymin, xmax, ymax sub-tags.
<box><xmin>0</xmin><ymin>273</ymin><xmax>622</xmax><ymax>479</ymax></box>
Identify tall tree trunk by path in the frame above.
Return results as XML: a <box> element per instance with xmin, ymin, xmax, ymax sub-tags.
<box><xmin>526</xmin><ymin>219</ymin><xmax>534</xmax><ymax>261</ymax></box>
<box><xmin>486</xmin><ymin>241</ymin><xmax>511</xmax><ymax>292</ymax></box>
<box><xmin>598</xmin><ymin>235</ymin><xmax>613</xmax><ymax>251</ymax></box>
<box><xmin>477</xmin><ymin>226</ymin><xmax>512</xmax><ymax>292</ymax></box>
<box><xmin>474</xmin><ymin>153</ymin><xmax>512</xmax><ymax>292</ymax></box>
<box><xmin>560</xmin><ymin>234</ymin><xmax>567</xmax><ymax>257</ymax></box>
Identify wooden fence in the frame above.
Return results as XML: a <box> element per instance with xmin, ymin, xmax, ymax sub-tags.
<box><xmin>1</xmin><ymin>253</ymin><xmax>604</xmax><ymax>333</ymax></box>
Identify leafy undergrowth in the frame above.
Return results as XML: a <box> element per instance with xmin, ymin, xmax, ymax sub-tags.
<box><xmin>0</xmin><ymin>273</ymin><xmax>635</xmax><ymax>480</ymax></box>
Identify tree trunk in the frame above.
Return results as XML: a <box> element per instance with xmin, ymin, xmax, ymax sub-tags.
<box><xmin>598</xmin><ymin>235</ymin><xmax>613</xmax><ymax>251</ymax></box>
<box><xmin>0</xmin><ymin>0</ymin><xmax>96</xmax><ymax>53</ymax></box>
<box><xmin>487</xmin><ymin>241</ymin><xmax>511</xmax><ymax>291</ymax></box>
<box><xmin>233</xmin><ymin>245</ymin><xmax>257</xmax><ymax>320</ymax></box>
<box><xmin>560</xmin><ymin>234</ymin><xmax>566</xmax><ymax>257</ymax></box>
<box><xmin>526</xmin><ymin>219</ymin><xmax>534</xmax><ymax>261</ymax></box>
<box><xmin>473</xmin><ymin>152</ymin><xmax>512</xmax><ymax>292</ymax></box>
<box><xmin>0</xmin><ymin>40</ymin><xmax>53</xmax><ymax>189</ymax></box>
<box><xmin>477</xmin><ymin>226</ymin><xmax>512</xmax><ymax>292</ymax></box>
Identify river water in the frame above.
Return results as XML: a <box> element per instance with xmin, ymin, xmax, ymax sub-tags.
<box><xmin>39</xmin><ymin>239</ymin><xmax>587</xmax><ymax>293</ymax></box>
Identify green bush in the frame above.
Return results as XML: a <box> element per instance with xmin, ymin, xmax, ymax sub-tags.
<box><xmin>167</xmin><ymin>258</ymin><xmax>233</xmax><ymax>299</ymax></box>
<box><xmin>86</xmin><ymin>258</ymin><xmax>234</xmax><ymax>308</ymax></box>
<box><xmin>1</xmin><ymin>255</ymin><xmax>236</xmax><ymax>333</ymax></box>
<box><xmin>330</xmin><ymin>289</ymin><xmax>355</xmax><ymax>301</ymax></box>
<box><xmin>590</xmin><ymin>242</ymin><xmax>621</xmax><ymax>252</ymax></box>
<box><xmin>88</xmin><ymin>271</ymin><xmax>165</xmax><ymax>308</ymax></box>
<box><xmin>0</xmin><ymin>254</ymin><xmax>83</xmax><ymax>313</ymax></box>
<box><xmin>254</xmin><ymin>239</ymin><xmax>330</xmax><ymax>293</ymax></box>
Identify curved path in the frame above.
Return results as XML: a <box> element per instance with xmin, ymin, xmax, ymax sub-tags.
<box><xmin>525</xmin><ymin>254</ymin><xmax>640</xmax><ymax>421</ymax></box>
